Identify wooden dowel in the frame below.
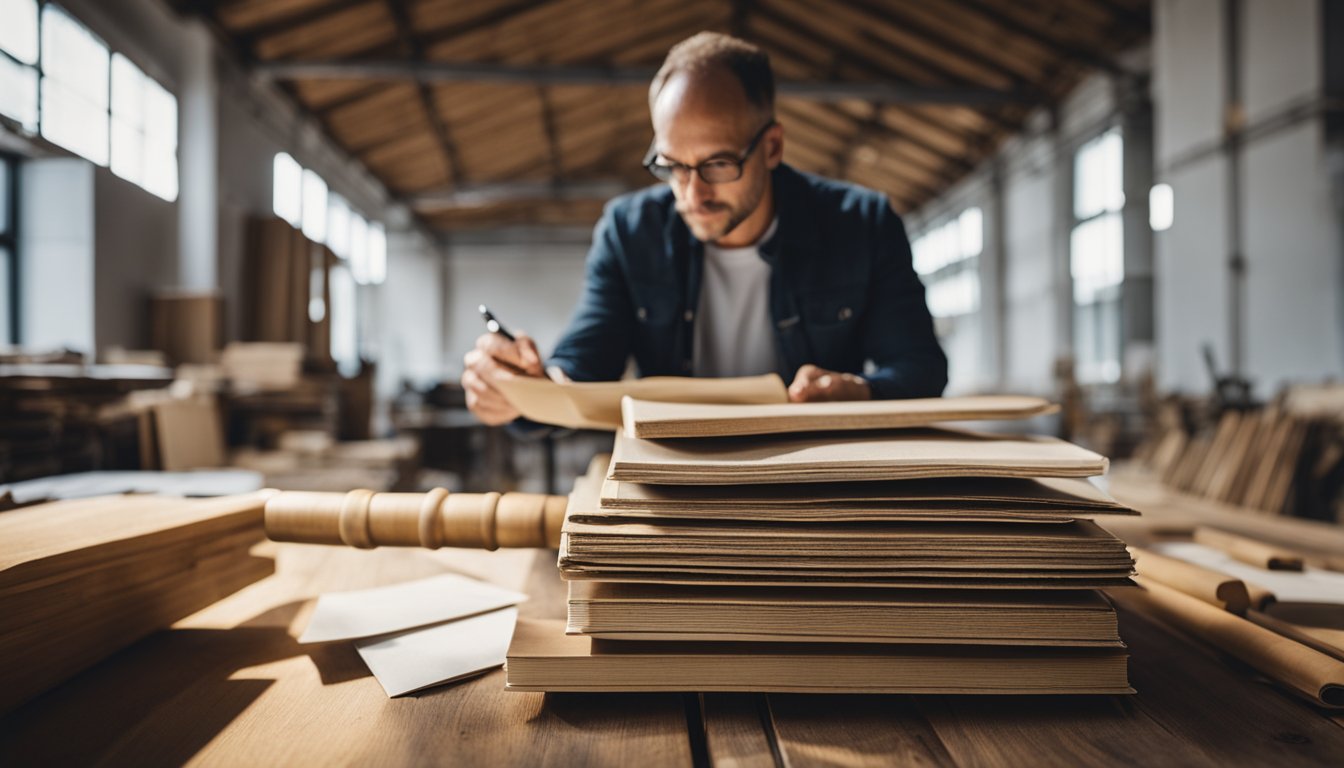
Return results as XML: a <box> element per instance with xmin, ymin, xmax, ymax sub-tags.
<box><xmin>265</xmin><ymin>489</ymin><xmax>566</xmax><ymax>550</ymax></box>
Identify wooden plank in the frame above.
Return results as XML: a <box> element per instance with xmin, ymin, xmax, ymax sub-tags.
<box><xmin>0</xmin><ymin>544</ymin><xmax>694</xmax><ymax>767</ymax></box>
<box><xmin>768</xmin><ymin>693</ymin><xmax>957</xmax><ymax>767</ymax></box>
<box><xmin>702</xmin><ymin>694</ymin><xmax>778</xmax><ymax>768</ymax></box>
<box><xmin>1107</xmin><ymin>590</ymin><xmax>1344</xmax><ymax>765</ymax></box>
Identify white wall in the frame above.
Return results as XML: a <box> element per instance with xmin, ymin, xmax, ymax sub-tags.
<box><xmin>442</xmin><ymin>238</ymin><xmax>591</xmax><ymax>378</ymax></box>
<box><xmin>1001</xmin><ymin>134</ymin><xmax>1062</xmax><ymax>395</ymax></box>
<box><xmin>375</xmin><ymin>232</ymin><xmax>446</xmax><ymax>396</ymax></box>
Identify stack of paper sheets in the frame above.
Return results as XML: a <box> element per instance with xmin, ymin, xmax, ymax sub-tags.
<box><xmin>607</xmin><ymin>428</ymin><xmax>1109</xmax><ymax>484</ymax></box>
<box><xmin>506</xmin><ymin>399</ymin><xmax>1137</xmax><ymax>694</ymax></box>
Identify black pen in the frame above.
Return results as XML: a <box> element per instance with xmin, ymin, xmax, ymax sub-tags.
<box><xmin>478</xmin><ymin>304</ymin><xmax>517</xmax><ymax>342</ymax></box>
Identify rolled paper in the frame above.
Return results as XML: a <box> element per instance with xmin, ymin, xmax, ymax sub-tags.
<box><xmin>1129</xmin><ymin>546</ymin><xmax>1251</xmax><ymax>614</ymax></box>
<box><xmin>1121</xmin><ymin>576</ymin><xmax>1344</xmax><ymax>708</ymax></box>
<box><xmin>265</xmin><ymin>489</ymin><xmax>565</xmax><ymax>550</ymax></box>
<box><xmin>1194</xmin><ymin>527</ymin><xmax>1305</xmax><ymax>571</ymax></box>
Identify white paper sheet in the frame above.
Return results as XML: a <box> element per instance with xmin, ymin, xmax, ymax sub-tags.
<box><xmin>299</xmin><ymin>573</ymin><xmax>528</xmax><ymax>643</ymax></box>
<box><xmin>1155</xmin><ymin>542</ymin><xmax>1344</xmax><ymax>605</ymax></box>
<box><xmin>354</xmin><ymin>606</ymin><xmax>519</xmax><ymax>697</ymax></box>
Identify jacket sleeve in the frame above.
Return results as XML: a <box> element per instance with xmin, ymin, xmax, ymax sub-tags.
<box><xmin>545</xmin><ymin>203</ymin><xmax>636</xmax><ymax>383</ymax></box>
<box><xmin>861</xmin><ymin>201</ymin><xmax>949</xmax><ymax>399</ymax></box>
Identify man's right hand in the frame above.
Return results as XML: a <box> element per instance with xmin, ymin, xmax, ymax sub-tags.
<box><xmin>462</xmin><ymin>332</ymin><xmax>546</xmax><ymax>425</ymax></box>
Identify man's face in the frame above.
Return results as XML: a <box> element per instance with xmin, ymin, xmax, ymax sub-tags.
<box><xmin>651</xmin><ymin>70</ymin><xmax>779</xmax><ymax>244</ymax></box>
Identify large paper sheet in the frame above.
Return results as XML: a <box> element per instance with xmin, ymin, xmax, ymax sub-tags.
<box><xmin>299</xmin><ymin>573</ymin><xmax>527</xmax><ymax>643</ymax></box>
<box><xmin>355</xmin><ymin>606</ymin><xmax>519</xmax><ymax>697</ymax></box>
<box><xmin>622</xmin><ymin>394</ymin><xmax>1058</xmax><ymax>439</ymax></box>
<box><xmin>494</xmin><ymin>374</ymin><xmax>787</xmax><ymax>431</ymax></box>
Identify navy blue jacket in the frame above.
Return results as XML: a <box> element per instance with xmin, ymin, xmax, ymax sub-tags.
<box><xmin>548</xmin><ymin>163</ymin><xmax>948</xmax><ymax>399</ymax></box>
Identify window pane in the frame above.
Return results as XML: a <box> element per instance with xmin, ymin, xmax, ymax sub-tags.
<box><xmin>958</xmin><ymin>207</ymin><xmax>982</xmax><ymax>259</ymax></box>
<box><xmin>0</xmin><ymin>157</ymin><xmax>9</xmax><ymax>235</ymax></box>
<box><xmin>1074</xmin><ymin>128</ymin><xmax>1124</xmax><ymax>220</ymax></box>
<box><xmin>42</xmin><ymin>80</ymin><xmax>109</xmax><ymax>165</ymax></box>
<box><xmin>144</xmin><ymin>78</ymin><xmax>177</xmax><ymax>148</ymax></box>
<box><xmin>349</xmin><ymin>214</ymin><xmax>369</xmax><ymax>284</ymax></box>
<box><xmin>301</xmin><ymin>169</ymin><xmax>327</xmax><ymax>243</ymax></box>
<box><xmin>42</xmin><ymin>6</ymin><xmax>109</xmax><ymax>105</ymax></box>
<box><xmin>110</xmin><ymin>54</ymin><xmax>145</xmax><ymax>130</ymax></box>
<box><xmin>329</xmin><ymin>263</ymin><xmax>358</xmax><ymax>376</ymax></box>
<box><xmin>367</xmin><ymin>222</ymin><xmax>386</xmax><ymax>285</ymax></box>
<box><xmin>110</xmin><ymin>117</ymin><xmax>142</xmax><ymax>184</ymax></box>
<box><xmin>273</xmin><ymin>153</ymin><xmax>302</xmax><ymax>226</ymax></box>
<box><xmin>0</xmin><ymin>0</ymin><xmax>39</xmax><ymax>65</ymax></box>
<box><xmin>0</xmin><ymin>245</ymin><xmax>10</xmax><ymax>344</ymax></box>
<box><xmin>41</xmin><ymin>8</ymin><xmax>110</xmax><ymax>165</ymax></box>
<box><xmin>327</xmin><ymin>195</ymin><xmax>350</xmax><ymax>258</ymax></box>
<box><xmin>0</xmin><ymin>53</ymin><xmax>38</xmax><ymax>131</ymax></box>
<box><xmin>1070</xmin><ymin>212</ymin><xmax>1124</xmax><ymax>305</ymax></box>
<box><xmin>144</xmin><ymin>142</ymin><xmax>177</xmax><ymax>201</ymax></box>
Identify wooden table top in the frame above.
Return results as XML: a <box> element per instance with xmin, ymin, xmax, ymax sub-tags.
<box><xmin>3</xmin><ymin>539</ymin><xmax>1342</xmax><ymax>767</ymax></box>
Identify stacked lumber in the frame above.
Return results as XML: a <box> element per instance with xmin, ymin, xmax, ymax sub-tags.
<box><xmin>0</xmin><ymin>492</ymin><xmax>274</xmax><ymax>713</ymax></box>
<box><xmin>1137</xmin><ymin>386</ymin><xmax>1344</xmax><ymax>520</ymax></box>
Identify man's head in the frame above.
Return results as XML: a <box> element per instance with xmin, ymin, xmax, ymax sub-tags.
<box><xmin>648</xmin><ymin>33</ymin><xmax>785</xmax><ymax>245</ymax></box>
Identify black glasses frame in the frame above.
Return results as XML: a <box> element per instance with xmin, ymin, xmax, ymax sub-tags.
<box><xmin>643</xmin><ymin>120</ymin><xmax>777</xmax><ymax>185</ymax></box>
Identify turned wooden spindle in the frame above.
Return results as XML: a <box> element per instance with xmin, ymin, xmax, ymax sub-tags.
<box><xmin>265</xmin><ymin>489</ymin><xmax>568</xmax><ymax>550</ymax></box>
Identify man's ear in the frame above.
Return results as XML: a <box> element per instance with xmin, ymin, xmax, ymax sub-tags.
<box><xmin>764</xmin><ymin>122</ymin><xmax>785</xmax><ymax>169</ymax></box>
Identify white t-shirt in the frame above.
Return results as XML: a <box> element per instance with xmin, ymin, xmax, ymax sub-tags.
<box><xmin>693</xmin><ymin>219</ymin><xmax>779</xmax><ymax>378</ymax></box>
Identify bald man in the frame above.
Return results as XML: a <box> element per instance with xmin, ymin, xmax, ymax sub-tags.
<box><xmin>464</xmin><ymin>32</ymin><xmax>947</xmax><ymax>426</ymax></box>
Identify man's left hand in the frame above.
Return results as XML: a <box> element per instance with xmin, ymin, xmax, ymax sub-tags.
<box><xmin>787</xmin><ymin>365</ymin><xmax>872</xmax><ymax>402</ymax></box>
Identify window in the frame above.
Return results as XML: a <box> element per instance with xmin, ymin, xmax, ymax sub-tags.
<box><xmin>327</xmin><ymin>194</ymin><xmax>350</xmax><ymax>258</ymax></box>
<box><xmin>367</xmin><ymin>222</ymin><xmax>386</xmax><ymax>285</ymax></box>
<box><xmin>111</xmin><ymin>54</ymin><xmax>178</xmax><ymax>201</ymax></box>
<box><xmin>41</xmin><ymin>5</ymin><xmax>110</xmax><ymax>165</ymax></box>
<box><xmin>0</xmin><ymin>0</ymin><xmax>39</xmax><ymax>132</ymax></box>
<box><xmin>1071</xmin><ymin>128</ymin><xmax>1124</xmax><ymax>384</ymax></box>
<box><xmin>273</xmin><ymin>152</ymin><xmax>302</xmax><ymax>226</ymax></box>
<box><xmin>301</xmin><ymin>168</ymin><xmax>327</xmax><ymax>243</ymax></box>
<box><xmin>0</xmin><ymin>153</ymin><xmax>17</xmax><ymax>343</ymax></box>
<box><xmin>911</xmin><ymin>206</ymin><xmax>982</xmax><ymax>319</ymax></box>
<box><xmin>349</xmin><ymin>213</ymin><xmax>369</xmax><ymax>284</ymax></box>
<box><xmin>329</xmin><ymin>263</ymin><xmax>358</xmax><ymax>376</ymax></box>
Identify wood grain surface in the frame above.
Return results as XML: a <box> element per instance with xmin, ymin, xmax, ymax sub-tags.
<box><xmin>4</xmin><ymin>534</ymin><xmax>1344</xmax><ymax>767</ymax></box>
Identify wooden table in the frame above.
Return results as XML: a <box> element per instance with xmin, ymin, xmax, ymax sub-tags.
<box><xmin>3</xmin><ymin>539</ymin><xmax>1343</xmax><ymax>767</ymax></box>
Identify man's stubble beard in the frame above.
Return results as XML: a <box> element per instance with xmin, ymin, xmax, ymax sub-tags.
<box><xmin>679</xmin><ymin>171</ymin><xmax>767</xmax><ymax>245</ymax></box>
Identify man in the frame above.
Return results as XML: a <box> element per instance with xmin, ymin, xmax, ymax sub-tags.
<box><xmin>464</xmin><ymin>32</ymin><xmax>947</xmax><ymax>425</ymax></box>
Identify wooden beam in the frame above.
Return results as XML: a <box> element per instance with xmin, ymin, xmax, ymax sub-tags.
<box><xmin>752</xmin><ymin>4</ymin><xmax>1021</xmax><ymax>135</ymax></box>
<box><xmin>416</xmin><ymin>0</ymin><xmax>559</xmax><ymax>53</ymax></box>
<box><xmin>236</xmin><ymin>0</ymin><xmax>373</xmax><ymax>44</ymax></box>
<box><xmin>949</xmin><ymin>0</ymin><xmax>1127</xmax><ymax>75</ymax></box>
<box><xmin>409</xmin><ymin>179</ymin><xmax>632</xmax><ymax>211</ymax></box>
<box><xmin>385</xmin><ymin>0</ymin><xmax>463</xmax><ymax>188</ymax></box>
<box><xmin>538</xmin><ymin>88</ymin><xmax>563</xmax><ymax>183</ymax></box>
<box><xmin>253</xmin><ymin>60</ymin><xmax>1029</xmax><ymax>105</ymax></box>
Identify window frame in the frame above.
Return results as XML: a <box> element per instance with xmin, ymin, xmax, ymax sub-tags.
<box><xmin>0</xmin><ymin>151</ymin><xmax>20</xmax><ymax>343</ymax></box>
<box><xmin>0</xmin><ymin>0</ymin><xmax>42</xmax><ymax>134</ymax></box>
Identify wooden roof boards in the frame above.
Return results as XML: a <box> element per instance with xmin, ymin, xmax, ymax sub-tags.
<box><xmin>178</xmin><ymin>0</ymin><xmax>1150</xmax><ymax>231</ymax></box>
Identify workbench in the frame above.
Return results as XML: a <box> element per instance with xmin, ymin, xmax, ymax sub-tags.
<box><xmin>2</xmin><ymin>522</ymin><xmax>1342</xmax><ymax>768</ymax></box>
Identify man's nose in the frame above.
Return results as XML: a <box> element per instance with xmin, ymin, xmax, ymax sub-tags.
<box><xmin>682</xmin><ymin>171</ymin><xmax>714</xmax><ymax>207</ymax></box>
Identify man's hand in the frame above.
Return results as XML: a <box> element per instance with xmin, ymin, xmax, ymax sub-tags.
<box><xmin>788</xmin><ymin>364</ymin><xmax>872</xmax><ymax>402</ymax></box>
<box><xmin>462</xmin><ymin>332</ymin><xmax>546</xmax><ymax>425</ymax></box>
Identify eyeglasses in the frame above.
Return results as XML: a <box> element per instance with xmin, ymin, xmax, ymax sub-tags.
<box><xmin>643</xmin><ymin>121</ymin><xmax>777</xmax><ymax>185</ymax></box>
